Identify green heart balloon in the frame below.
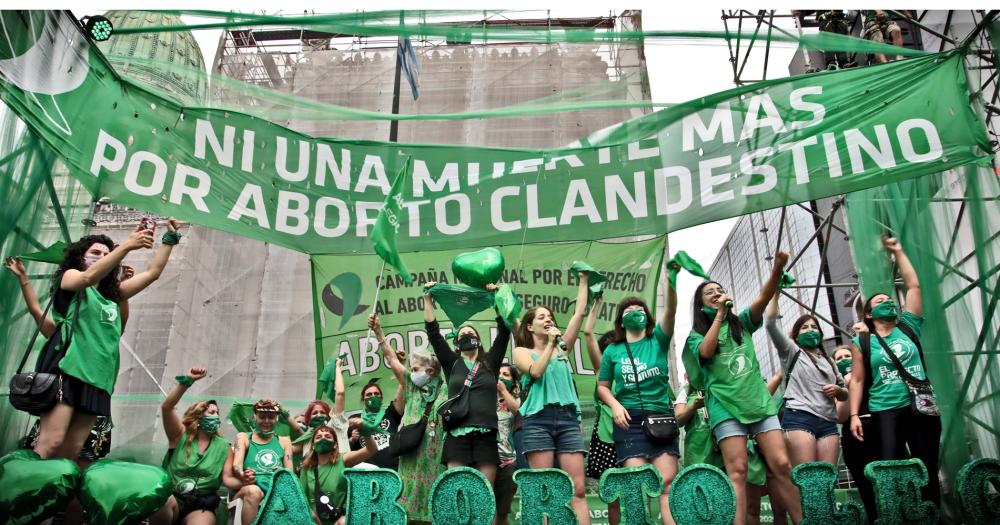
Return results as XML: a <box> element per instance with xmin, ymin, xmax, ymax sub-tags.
<box><xmin>80</xmin><ymin>459</ymin><xmax>171</xmax><ymax>525</ymax></box>
<box><xmin>452</xmin><ymin>248</ymin><xmax>505</xmax><ymax>289</ymax></box>
<box><xmin>0</xmin><ymin>450</ymin><xmax>80</xmax><ymax>525</ymax></box>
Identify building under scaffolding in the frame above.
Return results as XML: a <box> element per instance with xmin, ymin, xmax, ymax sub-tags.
<box><xmin>54</xmin><ymin>11</ymin><xmax>654</xmax><ymax>464</ymax></box>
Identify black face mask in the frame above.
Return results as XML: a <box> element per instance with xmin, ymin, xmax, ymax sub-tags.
<box><xmin>456</xmin><ymin>333</ymin><xmax>481</xmax><ymax>353</ymax></box>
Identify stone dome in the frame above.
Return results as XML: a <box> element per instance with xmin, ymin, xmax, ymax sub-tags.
<box><xmin>96</xmin><ymin>11</ymin><xmax>207</xmax><ymax>105</ymax></box>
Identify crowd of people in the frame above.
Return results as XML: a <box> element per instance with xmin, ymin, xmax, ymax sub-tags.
<box><xmin>2</xmin><ymin>220</ymin><xmax>940</xmax><ymax>525</ymax></box>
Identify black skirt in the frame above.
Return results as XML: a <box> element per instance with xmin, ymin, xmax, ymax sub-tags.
<box><xmin>60</xmin><ymin>372</ymin><xmax>112</xmax><ymax>416</ymax></box>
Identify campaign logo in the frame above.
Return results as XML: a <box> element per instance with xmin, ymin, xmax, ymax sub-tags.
<box><xmin>321</xmin><ymin>272</ymin><xmax>369</xmax><ymax>329</ymax></box>
<box><xmin>255</xmin><ymin>448</ymin><xmax>279</xmax><ymax>470</ymax></box>
<box><xmin>728</xmin><ymin>354</ymin><xmax>753</xmax><ymax>378</ymax></box>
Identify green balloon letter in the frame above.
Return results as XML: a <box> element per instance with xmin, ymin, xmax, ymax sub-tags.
<box><xmin>345</xmin><ymin>467</ymin><xmax>407</xmax><ymax>525</ymax></box>
<box><xmin>512</xmin><ymin>468</ymin><xmax>578</xmax><ymax>525</ymax></box>
<box><xmin>598</xmin><ymin>465</ymin><xmax>663</xmax><ymax>525</ymax></box>
<box><xmin>668</xmin><ymin>464</ymin><xmax>735</xmax><ymax>525</ymax></box>
<box><xmin>864</xmin><ymin>459</ymin><xmax>938</xmax><ymax>525</ymax></box>
<box><xmin>791</xmin><ymin>462</ymin><xmax>865</xmax><ymax>525</ymax></box>
<box><xmin>955</xmin><ymin>458</ymin><xmax>1000</xmax><ymax>525</ymax></box>
<box><xmin>429</xmin><ymin>467</ymin><xmax>495</xmax><ymax>524</ymax></box>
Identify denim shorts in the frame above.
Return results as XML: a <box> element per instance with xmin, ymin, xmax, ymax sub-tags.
<box><xmin>612</xmin><ymin>409</ymin><xmax>680</xmax><ymax>464</ymax></box>
<box><xmin>520</xmin><ymin>404</ymin><xmax>587</xmax><ymax>455</ymax></box>
<box><xmin>781</xmin><ymin>408</ymin><xmax>839</xmax><ymax>439</ymax></box>
<box><xmin>713</xmin><ymin>415</ymin><xmax>782</xmax><ymax>443</ymax></box>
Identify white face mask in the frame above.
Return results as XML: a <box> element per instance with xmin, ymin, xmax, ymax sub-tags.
<box><xmin>83</xmin><ymin>254</ymin><xmax>101</xmax><ymax>269</ymax></box>
<box><xmin>410</xmin><ymin>371</ymin><xmax>432</xmax><ymax>387</ymax></box>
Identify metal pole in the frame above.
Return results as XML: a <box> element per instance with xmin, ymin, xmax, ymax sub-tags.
<box><xmin>363</xmin><ymin>259</ymin><xmax>388</xmax><ymax>346</ymax></box>
<box><xmin>388</xmin><ymin>13</ymin><xmax>404</xmax><ymax>143</ymax></box>
<box><xmin>778</xmin><ymin>289</ymin><xmax>852</xmax><ymax>338</ymax></box>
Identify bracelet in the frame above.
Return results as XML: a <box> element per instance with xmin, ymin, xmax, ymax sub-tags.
<box><xmin>162</xmin><ymin>230</ymin><xmax>182</xmax><ymax>245</ymax></box>
<box><xmin>175</xmin><ymin>375</ymin><xmax>194</xmax><ymax>387</ymax></box>
<box><xmin>850</xmin><ymin>413</ymin><xmax>860</xmax><ymax>418</ymax></box>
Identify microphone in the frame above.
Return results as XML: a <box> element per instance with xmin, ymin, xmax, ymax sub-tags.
<box><xmin>724</xmin><ymin>300</ymin><xmax>733</xmax><ymax>309</ymax></box>
<box><xmin>554</xmin><ymin>335</ymin><xmax>568</xmax><ymax>350</ymax></box>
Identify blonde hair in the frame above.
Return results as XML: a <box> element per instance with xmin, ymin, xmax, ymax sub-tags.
<box><xmin>181</xmin><ymin>400</ymin><xmax>222</xmax><ymax>459</ymax></box>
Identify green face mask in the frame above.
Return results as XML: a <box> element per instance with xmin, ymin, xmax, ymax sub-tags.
<box><xmin>199</xmin><ymin>415</ymin><xmax>220</xmax><ymax>434</ymax></box>
<box><xmin>837</xmin><ymin>358</ymin><xmax>853</xmax><ymax>376</ymax></box>
<box><xmin>870</xmin><ymin>300</ymin><xmax>899</xmax><ymax>321</ymax></box>
<box><xmin>364</xmin><ymin>396</ymin><xmax>383</xmax><ymax>412</ymax></box>
<box><xmin>796</xmin><ymin>330</ymin><xmax>822</xmax><ymax>349</ymax></box>
<box><xmin>622</xmin><ymin>309</ymin><xmax>648</xmax><ymax>330</ymax></box>
<box><xmin>701</xmin><ymin>306</ymin><xmax>718</xmax><ymax>317</ymax></box>
<box><xmin>312</xmin><ymin>439</ymin><xmax>335</xmax><ymax>454</ymax></box>
<box><xmin>500</xmin><ymin>378</ymin><xmax>515</xmax><ymax>391</ymax></box>
<box><xmin>309</xmin><ymin>415</ymin><xmax>329</xmax><ymax>428</ymax></box>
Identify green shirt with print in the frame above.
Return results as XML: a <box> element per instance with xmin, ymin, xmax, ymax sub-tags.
<box><xmin>853</xmin><ymin>311</ymin><xmax>929</xmax><ymax>412</ymax></box>
<box><xmin>599</xmin><ymin>325</ymin><xmax>673</xmax><ymax>413</ymax></box>
<box><xmin>684</xmin><ymin>307</ymin><xmax>777</xmax><ymax>427</ymax></box>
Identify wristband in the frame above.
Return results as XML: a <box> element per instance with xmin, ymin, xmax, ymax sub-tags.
<box><xmin>162</xmin><ymin>230</ymin><xmax>182</xmax><ymax>245</ymax></box>
<box><xmin>850</xmin><ymin>413</ymin><xmax>860</xmax><ymax>418</ymax></box>
<box><xmin>176</xmin><ymin>375</ymin><xmax>194</xmax><ymax>386</ymax></box>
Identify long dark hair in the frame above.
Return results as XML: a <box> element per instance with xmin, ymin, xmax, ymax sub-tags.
<box><xmin>691</xmin><ymin>281</ymin><xmax>743</xmax><ymax>345</ymax></box>
<box><xmin>611</xmin><ymin>296</ymin><xmax>654</xmax><ymax>344</ymax></box>
<box><xmin>455</xmin><ymin>325</ymin><xmax>491</xmax><ymax>372</ymax></box>
<box><xmin>790</xmin><ymin>314</ymin><xmax>834</xmax><ymax>379</ymax></box>
<box><xmin>515</xmin><ymin>306</ymin><xmax>555</xmax><ymax>348</ymax></box>
<box><xmin>57</xmin><ymin>235</ymin><xmax>122</xmax><ymax>302</ymax></box>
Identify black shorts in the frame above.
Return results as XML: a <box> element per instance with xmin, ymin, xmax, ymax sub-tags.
<box><xmin>586</xmin><ymin>424</ymin><xmax>617</xmax><ymax>479</ymax></box>
<box><xmin>441</xmin><ymin>429</ymin><xmax>500</xmax><ymax>467</ymax></box>
<box><xmin>176</xmin><ymin>494</ymin><xmax>221</xmax><ymax>522</ymax></box>
<box><xmin>494</xmin><ymin>462</ymin><xmax>517</xmax><ymax>516</ymax></box>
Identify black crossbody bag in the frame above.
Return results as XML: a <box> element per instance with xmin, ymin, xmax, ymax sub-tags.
<box><xmin>871</xmin><ymin>329</ymin><xmax>940</xmax><ymax>417</ymax></box>
<box><xmin>313</xmin><ymin>463</ymin><xmax>344</xmax><ymax>521</ymax></box>
<box><xmin>9</xmin><ymin>290</ymin><xmax>80</xmax><ymax>415</ymax></box>
<box><xmin>437</xmin><ymin>361</ymin><xmax>480</xmax><ymax>431</ymax></box>
<box><xmin>391</xmin><ymin>393</ymin><xmax>437</xmax><ymax>457</ymax></box>
<box><xmin>623</xmin><ymin>340</ymin><xmax>678</xmax><ymax>442</ymax></box>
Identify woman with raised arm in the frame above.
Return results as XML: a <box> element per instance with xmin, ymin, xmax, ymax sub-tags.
<box><xmin>293</xmin><ymin>357</ymin><xmax>352</xmax><ymax>467</ymax></box>
<box><xmin>299</xmin><ymin>423</ymin><xmax>378</xmax><ymax>525</ymax></box>
<box><xmin>848</xmin><ymin>237</ymin><xmax>940</xmax><ymax>507</ymax></box>
<box><xmin>150</xmin><ymin>367</ymin><xmax>233</xmax><ymax>525</ymax></box>
<box><xmin>33</xmin><ymin>219</ymin><xmax>180</xmax><ymax>462</ymax></box>
<box><xmin>684</xmin><ymin>251</ymin><xmax>803</xmax><ymax>525</ymax></box>
<box><xmin>512</xmin><ymin>272</ymin><xmax>591</xmax><ymax>525</ymax></box>
<box><xmin>421</xmin><ymin>281</ymin><xmax>511</xmax><ymax>483</ymax></box>
<box><xmin>596</xmin><ymin>277</ymin><xmax>679</xmax><ymax>525</ymax></box>
<box><xmin>764</xmin><ymin>293</ymin><xmax>846</xmax><ymax>470</ymax></box>
<box><xmin>369</xmin><ymin>312</ymin><xmax>447</xmax><ymax>525</ymax></box>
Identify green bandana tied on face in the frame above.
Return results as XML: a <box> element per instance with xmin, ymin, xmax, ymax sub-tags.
<box><xmin>837</xmin><ymin>358</ymin><xmax>853</xmax><ymax>376</ymax></box>
<box><xmin>199</xmin><ymin>415</ymin><xmax>220</xmax><ymax>434</ymax></box>
<box><xmin>500</xmin><ymin>378</ymin><xmax>515</xmax><ymax>391</ymax></box>
<box><xmin>622</xmin><ymin>309</ymin><xmax>648</xmax><ymax>330</ymax></box>
<box><xmin>870</xmin><ymin>300</ymin><xmax>899</xmax><ymax>321</ymax></box>
<box><xmin>309</xmin><ymin>416</ymin><xmax>329</xmax><ymax>428</ymax></box>
<box><xmin>796</xmin><ymin>330</ymin><xmax>822</xmax><ymax>349</ymax></box>
<box><xmin>253</xmin><ymin>422</ymin><xmax>275</xmax><ymax>437</ymax></box>
<box><xmin>364</xmin><ymin>396</ymin><xmax>383</xmax><ymax>412</ymax></box>
<box><xmin>312</xmin><ymin>439</ymin><xmax>335</xmax><ymax>454</ymax></box>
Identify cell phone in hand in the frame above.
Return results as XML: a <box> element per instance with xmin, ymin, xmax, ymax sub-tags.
<box><xmin>140</xmin><ymin>217</ymin><xmax>156</xmax><ymax>234</ymax></box>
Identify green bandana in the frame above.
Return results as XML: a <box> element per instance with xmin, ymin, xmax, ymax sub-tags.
<box><xmin>796</xmin><ymin>330</ymin><xmax>822</xmax><ymax>349</ymax></box>
<box><xmin>252</xmin><ymin>422</ymin><xmax>275</xmax><ymax>437</ymax></box>
<box><xmin>500</xmin><ymin>378</ymin><xmax>515</xmax><ymax>391</ymax></box>
<box><xmin>701</xmin><ymin>306</ymin><xmax>719</xmax><ymax>317</ymax></box>
<box><xmin>364</xmin><ymin>396</ymin><xmax>383</xmax><ymax>412</ymax></box>
<box><xmin>870</xmin><ymin>300</ymin><xmax>899</xmax><ymax>321</ymax></box>
<box><xmin>622</xmin><ymin>309</ymin><xmax>648</xmax><ymax>330</ymax></box>
<box><xmin>666</xmin><ymin>251</ymin><xmax>712</xmax><ymax>288</ymax></box>
<box><xmin>779</xmin><ymin>272</ymin><xmax>796</xmax><ymax>289</ymax></box>
<box><xmin>199</xmin><ymin>415</ymin><xmax>220</xmax><ymax>434</ymax></box>
<box><xmin>309</xmin><ymin>415</ymin><xmax>329</xmax><ymax>428</ymax></box>
<box><xmin>312</xmin><ymin>439</ymin><xmax>335</xmax><ymax>454</ymax></box>
<box><xmin>837</xmin><ymin>358</ymin><xmax>852</xmax><ymax>376</ymax></box>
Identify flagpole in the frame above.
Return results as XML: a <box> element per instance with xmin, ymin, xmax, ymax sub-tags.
<box><xmin>364</xmin><ymin>259</ymin><xmax>388</xmax><ymax>347</ymax></box>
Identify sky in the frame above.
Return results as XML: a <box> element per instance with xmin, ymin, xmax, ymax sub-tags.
<box><xmin>77</xmin><ymin>4</ymin><xmax>801</xmax><ymax>351</ymax></box>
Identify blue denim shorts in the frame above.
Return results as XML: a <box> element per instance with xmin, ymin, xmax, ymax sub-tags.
<box><xmin>713</xmin><ymin>415</ymin><xmax>782</xmax><ymax>443</ymax></box>
<box><xmin>780</xmin><ymin>408</ymin><xmax>839</xmax><ymax>439</ymax></box>
<box><xmin>520</xmin><ymin>404</ymin><xmax>587</xmax><ymax>455</ymax></box>
<box><xmin>612</xmin><ymin>409</ymin><xmax>680</xmax><ymax>464</ymax></box>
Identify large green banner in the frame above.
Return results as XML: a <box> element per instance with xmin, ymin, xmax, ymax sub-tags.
<box><xmin>0</xmin><ymin>12</ymin><xmax>992</xmax><ymax>255</ymax></box>
<box><xmin>310</xmin><ymin>237</ymin><xmax>665</xmax><ymax>411</ymax></box>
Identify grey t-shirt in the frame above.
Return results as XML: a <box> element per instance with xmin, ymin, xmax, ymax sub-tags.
<box><xmin>765</xmin><ymin>315</ymin><xmax>844</xmax><ymax>422</ymax></box>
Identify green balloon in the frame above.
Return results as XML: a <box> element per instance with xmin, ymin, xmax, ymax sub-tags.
<box><xmin>0</xmin><ymin>450</ymin><xmax>80</xmax><ymax>525</ymax></box>
<box><xmin>80</xmin><ymin>460</ymin><xmax>171</xmax><ymax>525</ymax></box>
<box><xmin>452</xmin><ymin>248</ymin><xmax>505</xmax><ymax>289</ymax></box>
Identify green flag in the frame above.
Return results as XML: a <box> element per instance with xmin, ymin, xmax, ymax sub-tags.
<box><xmin>370</xmin><ymin>157</ymin><xmax>413</xmax><ymax>284</ymax></box>
<box><xmin>494</xmin><ymin>283</ymin><xmax>523</xmax><ymax>328</ymax></box>
<box><xmin>227</xmin><ymin>402</ymin><xmax>293</xmax><ymax>436</ymax></box>
<box><xmin>667</xmin><ymin>250</ymin><xmax>712</xmax><ymax>288</ymax></box>
<box><xmin>19</xmin><ymin>241</ymin><xmax>67</xmax><ymax>264</ymax></box>
<box><xmin>428</xmin><ymin>283</ymin><xmax>496</xmax><ymax>327</ymax></box>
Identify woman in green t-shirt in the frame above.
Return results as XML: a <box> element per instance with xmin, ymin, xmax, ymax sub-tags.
<box><xmin>847</xmin><ymin>237</ymin><xmax>940</xmax><ymax>508</ymax></box>
<box><xmin>596</xmin><ymin>278</ymin><xmax>678</xmax><ymax>525</ymax></box>
<box><xmin>150</xmin><ymin>366</ymin><xmax>240</xmax><ymax>525</ymax></box>
<box><xmin>299</xmin><ymin>424</ymin><xmax>378</xmax><ymax>524</ymax></box>
<box><xmin>34</xmin><ymin>221</ymin><xmax>179</xmax><ymax>465</ymax></box>
<box><xmin>512</xmin><ymin>272</ymin><xmax>591</xmax><ymax>525</ymax></box>
<box><xmin>683</xmin><ymin>251</ymin><xmax>803</xmax><ymax>525</ymax></box>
